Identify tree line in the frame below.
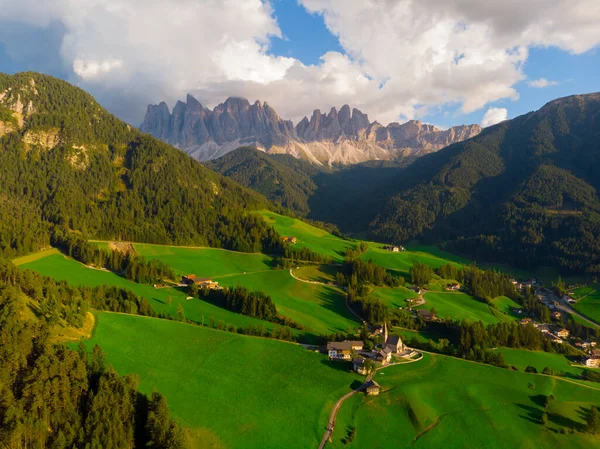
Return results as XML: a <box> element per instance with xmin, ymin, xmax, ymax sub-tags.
<box><xmin>53</xmin><ymin>232</ymin><xmax>176</xmax><ymax>285</ymax></box>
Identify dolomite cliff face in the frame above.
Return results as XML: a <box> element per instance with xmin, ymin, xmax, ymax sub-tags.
<box><xmin>141</xmin><ymin>95</ymin><xmax>481</xmax><ymax>165</ymax></box>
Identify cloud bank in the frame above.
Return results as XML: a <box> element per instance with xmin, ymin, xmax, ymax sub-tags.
<box><xmin>481</xmin><ymin>108</ymin><xmax>508</xmax><ymax>127</ymax></box>
<box><xmin>0</xmin><ymin>0</ymin><xmax>598</xmax><ymax>125</ymax></box>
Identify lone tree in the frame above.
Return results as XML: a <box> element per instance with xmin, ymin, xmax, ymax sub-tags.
<box><xmin>176</xmin><ymin>304</ymin><xmax>185</xmax><ymax>322</ymax></box>
<box><xmin>587</xmin><ymin>406</ymin><xmax>600</xmax><ymax>434</ymax></box>
<box><xmin>525</xmin><ymin>365</ymin><xmax>538</xmax><ymax>374</ymax></box>
<box><xmin>364</xmin><ymin>359</ymin><xmax>377</xmax><ymax>376</ymax></box>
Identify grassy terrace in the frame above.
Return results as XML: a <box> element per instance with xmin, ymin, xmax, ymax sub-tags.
<box><xmin>85</xmin><ymin>312</ymin><xmax>360</xmax><ymax>449</ymax></box>
<box><xmin>329</xmin><ymin>353</ymin><xmax>600</xmax><ymax>449</ymax></box>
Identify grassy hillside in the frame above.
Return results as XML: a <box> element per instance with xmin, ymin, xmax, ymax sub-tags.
<box><xmin>329</xmin><ymin>353</ymin><xmax>600</xmax><ymax>448</ymax></box>
<box><xmin>497</xmin><ymin>348</ymin><xmax>587</xmax><ymax>378</ymax></box>
<box><xmin>216</xmin><ymin>270</ymin><xmax>358</xmax><ymax>336</ymax></box>
<box><xmin>257</xmin><ymin>210</ymin><xmax>352</xmax><ymax>261</ymax></box>
<box><xmin>85</xmin><ymin>312</ymin><xmax>360</xmax><ymax>449</ymax></box>
<box><xmin>415</xmin><ymin>292</ymin><xmax>512</xmax><ymax>325</ymax></box>
<box><xmin>18</xmin><ymin>252</ymin><xmax>289</xmax><ymax>335</ymax></box>
<box><xmin>573</xmin><ymin>285</ymin><xmax>600</xmax><ymax>323</ymax></box>
<box><xmin>132</xmin><ymin>243</ymin><xmax>273</xmax><ymax>277</ymax></box>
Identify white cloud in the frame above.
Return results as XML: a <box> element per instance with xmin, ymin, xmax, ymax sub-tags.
<box><xmin>481</xmin><ymin>107</ymin><xmax>508</xmax><ymax>127</ymax></box>
<box><xmin>0</xmin><ymin>0</ymin><xmax>598</xmax><ymax>125</ymax></box>
<box><xmin>528</xmin><ymin>78</ymin><xmax>558</xmax><ymax>88</ymax></box>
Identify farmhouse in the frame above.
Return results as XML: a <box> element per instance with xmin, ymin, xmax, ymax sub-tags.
<box><xmin>383</xmin><ymin>245</ymin><xmax>400</xmax><ymax>252</ymax></box>
<box><xmin>445</xmin><ymin>283</ymin><xmax>461</xmax><ymax>291</ymax></box>
<box><xmin>353</xmin><ymin>358</ymin><xmax>367</xmax><ymax>375</ymax></box>
<box><xmin>519</xmin><ymin>318</ymin><xmax>532</xmax><ymax>325</ymax></box>
<box><xmin>282</xmin><ymin>236</ymin><xmax>297</xmax><ymax>244</ymax></box>
<box><xmin>586</xmin><ymin>350</ymin><xmax>600</xmax><ymax>368</ymax></box>
<box><xmin>557</xmin><ymin>329</ymin><xmax>570</xmax><ymax>339</ymax></box>
<box><xmin>376</xmin><ymin>347</ymin><xmax>392</xmax><ymax>364</ymax></box>
<box><xmin>182</xmin><ymin>274</ymin><xmax>219</xmax><ymax>289</ymax></box>
<box><xmin>416</xmin><ymin>309</ymin><xmax>435</xmax><ymax>321</ymax></box>
<box><xmin>327</xmin><ymin>341</ymin><xmax>364</xmax><ymax>360</ymax></box>
<box><xmin>364</xmin><ymin>380</ymin><xmax>381</xmax><ymax>395</ymax></box>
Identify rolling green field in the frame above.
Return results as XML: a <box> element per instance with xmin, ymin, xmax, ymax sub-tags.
<box><xmin>573</xmin><ymin>285</ymin><xmax>600</xmax><ymax>324</ymax></box>
<box><xmin>416</xmin><ymin>292</ymin><xmax>512</xmax><ymax>325</ymax></box>
<box><xmin>18</xmin><ymin>253</ymin><xmax>289</xmax><ymax>335</ymax></box>
<box><xmin>19</xmin><ymin>250</ymin><xmax>357</xmax><ymax>338</ymax></box>
<box><xmin>360</xmin><ymin>245</ymin><xmax>462</xmax><ymax>277</ymax></box>
<box><xmin>133</xmin><ymin>243</ymin><xmax>273</xmax><ymax>278</ymax></box>
<box><xmin>369</xmin><ymin>286</ymin><xmax>418</xmax><ymax>309</ymax></box>
<box><xmin>497</xmin><ymin>348</ymin><xmax>586</xmax><ymax>378</ymax></box>
<box><xmin>216</xmin><ymin>270</ymin><xmax>358</xmax><ymax>336</ymax></box>
<box><xmin>329</xmin><ymin>353</ymin><xmax>600</xmax><ymax>449</ymax></box>
<box><xmin>257</xmin><ymin>210</ymin><xmax>353</xmax><ymax>261</ymax></box>
<box><xmin>86</xmin><ymin>312</ymin><xmax>360</xmax><ymax>449</ymax></box>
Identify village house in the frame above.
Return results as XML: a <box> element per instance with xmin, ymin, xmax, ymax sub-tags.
<box><xmin>582</xmin><ymin>341</ymin><xmax>598</xmax><ymax>349</ymax></box>
<box><xmin>181</xmin><ymin>274</ymin><xmax>220</xmax><ymax>289</ymax></box>
<box><xmin>327</xmin><ymin>341</ymin><xmax>364</xmax><ymax>360</ymax></box>
<box><xmin>586</xmin><ymin>350</ymin><xmax>600</xmax><ymax>368</ymax></box>
<box><xmin>376</xmin><ymin>347</ymin><xmax>392</xmax><ymax>364</ymax></box>
<box><xmin>552</xmin><ymin>311</ymin><xmax>562</xmax><ymax>320</ymax></box>
<box><xmin>510</xmin><ymin>307</ymin><xmax>524</xmax><ymax>315</ymax></box>
<box><xmin>519</xmin><ymin>317</ymin><xmax>533</xmax><ymax>325</ymax></box>
<box><xmin>353</xmin><ymin>358</ymin><xmax>367</xmax><ymax>375</ymax></box>
<box><xmin>416</xmin><ymin>309</ymin><xmax>435</xmax><ymax>321</ymax></box>
<box><xmin>445</xmin><ymin>283</ymin><xmax>461</xmax><ymax>291</ymax></box>
<box><xmin>557</xmin><ymin>329</ymin><xmax>570</xmax><ymax>339</ymax></box>
<box><xmin>383</xmin><ymin>245</ymin><xmax>400</xmax><ymax>252</ymax></box>
<box><xmin>364</xmin><ymin>380</ymin><xmax>381</xmax><ymax>395</ymax></box>
<box><xmin>282</xmin><ymin>236</ymin><xmax>297</xmax><ymax>244</ymax></box>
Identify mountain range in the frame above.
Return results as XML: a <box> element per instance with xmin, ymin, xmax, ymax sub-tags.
<box><xmin>140</xmin><ymin>95</ymin><xmax>481</xmax><ymax>165</ymax></box>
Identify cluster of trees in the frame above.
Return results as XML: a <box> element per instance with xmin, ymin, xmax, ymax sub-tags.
<box><xmin>0</xmin><ymin>275</ymin><xmax>186</xmax><ymax>449</ymax></box>
<box><xmin>435</xmin><ymin>263</ymin><xmax>519</xmax><ymax>302</ymax></box>
<box><xmin>343</xmin><ymin>242</ymin><xmax>369</xmax><ymax>260</ymax></box>
<box><xmin>54</xmin><ymin>233</ymin><xmax>175</xmax><ymax>284</ymax></box>
<box><xmin>410</xmin><ymin>263</ymin><xmax>433</xmax><ymax>287</ymax></box>
<box><xmin>282</xmin><ymin>245</ymin><xmax>333</xmax><ymax>263</ymax></box>
<box><xmin>337</xmin><ymin>258</ymin><xmax>403</xmax><ymax>324</ymax></box>
<box><xmin>197</xmin><ymin>284</ymin><xmax>277</xmax><ymax>321</ymax></box>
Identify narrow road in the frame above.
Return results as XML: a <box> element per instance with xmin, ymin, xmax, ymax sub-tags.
<box><xmin>318</xmin><ymin>375</ymin><xmax>372</xmax><ymax>449</ymax></box>
<box><xmin>317</xmin><ymin>353</ymin><xmax>423</xmax><ymax>448</ymax></box>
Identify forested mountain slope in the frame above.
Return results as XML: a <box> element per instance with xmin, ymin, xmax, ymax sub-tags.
<box><xmin>366</xmin><ymin>93</ymin><xmax>600</xmax><ymax>274</ymax></box>
<box><xmin>0</xmin><ymin>72</ymin><xmax>281</xmax><ymax>257</ymax></box>
<box><xmin>206</xmin><ymin>146</ymin><xmax>322</xmax><ymax>215</ymax></box>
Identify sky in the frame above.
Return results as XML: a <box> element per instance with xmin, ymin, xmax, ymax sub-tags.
<box><xmin>0</xmin><ymin>0</ymin><xmax>598</xmax><ymax>129</ymax></box>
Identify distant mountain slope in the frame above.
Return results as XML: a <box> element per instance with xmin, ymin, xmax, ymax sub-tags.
<box><xmin>206</xmin><ymin>147</ymin><xmax>321</xmax><ymax>215</ymax></box>
<box><xmin>140</xmin><ymin>95</ymin><xmax>481</xmax><ymax>165</ymax></box>
<box><xmin>363</xmin><ymin>93</ymin><xmax>600</xmax><ymax>274</ymax></box>
<box><xmin>0</xmin><ymin>72</ymin><xmax>281</xmax><ymax>257</ymax></box>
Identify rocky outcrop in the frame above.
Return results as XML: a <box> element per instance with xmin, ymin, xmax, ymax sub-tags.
<box><xmin>23</xmin><ymin>128</ymin><xmax>60</xmax><ymax>150</ymax></box>
<box><xmin>140</xmin><ymin>95</ymin><xmax>481</xmax><ymax>165</ymax></box>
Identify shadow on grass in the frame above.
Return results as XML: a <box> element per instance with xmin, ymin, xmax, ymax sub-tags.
<box><xmin>321</xmin><ymin>359</ymin><xmax>353</xmax><ymax>373</ymax></box>
<box><xmin>515</xmin><ymin>403</ymin><xmax>544</xmax><ymax>424</ymax></box>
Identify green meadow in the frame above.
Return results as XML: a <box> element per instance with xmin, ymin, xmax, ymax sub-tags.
<box><xmin>573</xmin><ymin>285</ymin><xmax>600</xmax><ymax>324</ymax></box>
<box><xmin>491</xmin><ymin>295</ymin><xmax>523</xmax><ymax>315</ymax></box>
<box><xmin>416</xmin><ymin>292</ymin><xmax>513</xmax><ymax>325</ymax></box>
<box><xmin>257</xmin><ymin>210</ymin><xmax>353</xmax><ymax>260</ymax></box>
<box><xmin>360</xmin><ymin>245</ymin><xmax>463</xmax><ymax>277</ymax></box>
<box><xmin>216</xmin><ymin>270</ymin><xmax>358</xmax><ymax>335</ymax></box>
<box><xmin>329</xmin><ymin>353</ymin><xmax>600</xmax><ymax>449</ymax></box>
<box><xmin>369</xmin><ymin>286</ymin><xmax>418</xmax><ymax>309</ymax></box>
<box><xmin>497</xmin><ymin>348</ymin><xmax>587</xmax><ymax>378</ymax></box>
<box><xmin>18</xmin><ymin>252</ymin><xmax>288</xmax><ymax>335</ymax></box>
<box><xmin>86</xmin><ymin>312</ymin><xmax>360</xmax><ymax>449</ymax></box>
<box><xmin>133</xmin><ymin>243</ymin><xmax>273</xmax><ymax>278</ymax></box>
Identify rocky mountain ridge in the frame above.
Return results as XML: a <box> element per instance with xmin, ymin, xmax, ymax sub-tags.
<box><xmin>140</xmin><ymin>95</ymin><xmax>481</xmax><ymax>165</ymax></box>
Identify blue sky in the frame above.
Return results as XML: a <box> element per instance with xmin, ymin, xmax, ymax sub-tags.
<box><xmin>0</xmin><ymin>0</ymin><xmax>598</xmax><ymax>127</ymax></box>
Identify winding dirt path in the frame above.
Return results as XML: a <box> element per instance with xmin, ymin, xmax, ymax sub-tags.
<box><xmin>318</xmin><ymin>353</ymin><xmax>423</xmax><ymax>448</ymax></box>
